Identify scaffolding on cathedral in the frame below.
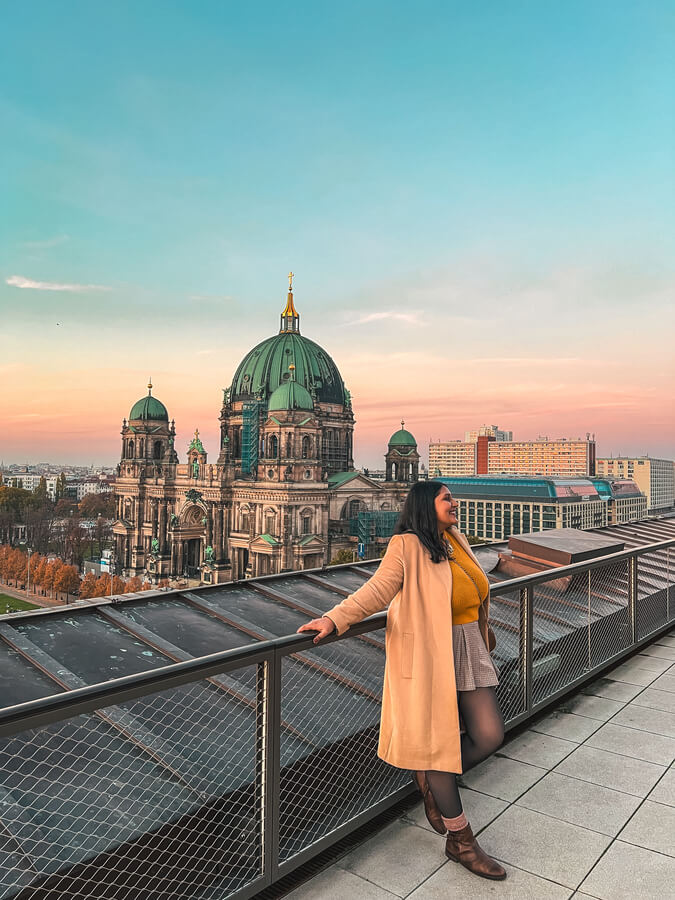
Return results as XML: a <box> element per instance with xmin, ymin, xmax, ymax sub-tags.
<box><xmin>241</xmin><ymin>400</ymin><xmax>261</xmax><ymax>476</ymax></box>
<box><xmin>351</xmin><ymin>510</ymin><xmax>400</xmax><ymax>546</ymax></box>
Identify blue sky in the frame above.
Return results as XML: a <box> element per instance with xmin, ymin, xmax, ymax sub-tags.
<box><xmin>1</xmin><ymin>1</ymin><xmax>673</xmax><ymax>465</ymax></box>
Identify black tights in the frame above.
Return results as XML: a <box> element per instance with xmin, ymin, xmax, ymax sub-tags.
<box><xmin>425</xmin><ymin>687</ymin><xmax>504</xmax><ymax>819</ymax></box>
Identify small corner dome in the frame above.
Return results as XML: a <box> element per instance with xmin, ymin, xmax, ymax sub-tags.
<box><xmin>389</xmin><ymin>425</ymin><xmax>417</xmax><ymax>447</ymax></box>
<box><xmin>129</xmin><ymin>385</ymin><xmax>169</xmax><ymax>422</ymax></box>
<box><xmin>268</xmin><ymin>380</ymin><xmax>314</xmax><ymax>412</ymax></box>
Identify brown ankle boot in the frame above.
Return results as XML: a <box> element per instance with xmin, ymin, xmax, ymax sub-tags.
<box><xmin>412</xmin><ymin>772</ymin><xmax>446</xmax><ymax>834</ymax></box>
<box><xmin>445</xmin><ymin>824</ymin><xmax>506</xmax><ymax>880</ymax></box>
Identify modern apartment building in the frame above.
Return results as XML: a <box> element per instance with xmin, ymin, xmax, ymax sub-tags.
<box><xmin>595</xmin><ymin>457</ymin><xmax>674</xmax><ymax>512</ymax></box>
<box><xmin>431</xmin><ymin>436</ymin><xmax>596</xmax><ymax>478</ymax></box>
<box><xmin>439</xmin><ymin>475</ymin><xmax>644</xmax><ymax>541</ymax></box>
<box><xmin>464</xmin><ymin>424</ymin><xmax>513</xmax><ymax>442</ymax></box>
<box><xmin>487</xmin><ymin>438</ymin><xmax>596</xmax><ymax>478</ymax></box>
<box><xmin>429</xmin><ymin>440</ymin><xmax>476</xmax><ymax>476</ymax></box>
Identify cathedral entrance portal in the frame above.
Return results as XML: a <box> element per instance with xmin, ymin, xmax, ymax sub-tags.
<box><xmin>184</xmin><ymin>539</ymin><xmax>201</xmax><ymax>577</ymax></box>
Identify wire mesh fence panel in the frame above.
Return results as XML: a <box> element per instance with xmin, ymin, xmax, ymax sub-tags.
<box><xmin>0</xmin><ymin>664</ymin><xmax>265</xmax><ymax>900</ymax></box>
<box><xmin>636</xmin><ymin>549</ymin><xmax>671</xmax><ymax>639</ymax></box>
<box><xmin>489</xmin><ymin>587</ymin><xmax>526</xmax><ymax>726</ymax></box>
<box><xmin>530</xmin><ymin>569</ymin><xmax>598</xmax><ymax>706</ymax></box>
<box><xmin>277</xmin><ymin>635</ymin><xmax>408</xmax><ymax>862</ymax></box>
<box><xmin>586</xmin><ymin>560</ymin><xmax>631</xmax><ymax>668</ymax></box>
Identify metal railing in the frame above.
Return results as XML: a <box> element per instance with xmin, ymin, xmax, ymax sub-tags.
<box><xmin>0</xmin><ymin>539</ymin><xmax>672</xmax><ymax>899</ymax></box>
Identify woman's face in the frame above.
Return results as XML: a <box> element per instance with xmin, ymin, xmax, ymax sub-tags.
<box><xmin>434</xmin><ymin>486</ymin><xmax>459</xmax><ymax>530</ymax></box>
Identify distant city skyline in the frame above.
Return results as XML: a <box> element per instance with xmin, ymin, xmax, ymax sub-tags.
<box><xmin>2</xmin><ymin>2</ymin><xmax>673</xmax><ymax>466</ymax></box>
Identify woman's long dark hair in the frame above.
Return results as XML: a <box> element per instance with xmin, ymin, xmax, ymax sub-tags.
<box><xmin>394</xmin><ymin>480</ymin><xmax>450</xmax><ymax>563</ymax></box>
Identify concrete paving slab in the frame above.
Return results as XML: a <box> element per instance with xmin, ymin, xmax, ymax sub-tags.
<box><xmin>649</xmin><ymin>673</ymin><xmax>675</xmax><ymax>693</ymax></box>
<box><xmin>516</xmin><ymin>771</ymin><xmax>641</xmax><ymax>836</ymax></box>
<box><xmin>501</xmin><ymin>730</ymin><xmax>578</xmax><ymax>768</ymax></box>
<box><xmin>478</xmin><ymin>805</ymin><xmax>610</xmax><ymax>889</ymax></box>
<box><xmin>335</xmin><ymin>818</ymin><xmax>445</xmax><ymax>897</ymax></box>
<box><xmin>604</xmin><ymin>665</ymin><xmax>659</xmax><ymax>687</ymax></box>
<box><xmin>586</xmin><ymin>722</ymin><xmax>675</xmax><ymax>765</ymax></box>
<box><xmin>554</xmin><ymin>745</ymin><xmax>665</xmax><ymax>797</ymax></box>
<box><xmin>580</xmin><ymin>840</ymin><xmax>675</xmax><ymax>900</ymax></box>
<box><xmin>639</xmin><ymin>645</ymin><xmax>675</xmax><ymax>661</ymax></box>
<box><xmin>618</xmin><ymin>799</ymin><xmax>675</xmax><ymax>856</ymax></box>
<box><xmin>648</xmin><ymin>767</ymin><xmax>675</xmax><ymax>806</ymax></box>
<box><xmin>654</xmin><ymin>636</ymin><xmax>675</xmax><ymax>649</ymax></box>
<box><xmin>630</xmin><ymin>687</ymin><xmax>675</xmax><ymax>714</ymax></box>
<box><xmin>532</xmin><ymin>711</ymin><xmax>602</xmax><ymax>742</ymax></box>
<box><xmin>631</xmin><ymin>653</ymin><xmax>674</xmax><ymax>673</ymax></box>
<box><xmin>559</xmin><ymin>693</ymin><xmax>626</xmax><ymax>720</ymax></box>
<box><xmin>460</xmin><ymin>755</ymin><xmax>546</xmax><ymax>802</ymax></box>
<box><xmin>285</xmin><ymin>865</ymin><xmax>399</xmax><ymax>899</ymax></box>
<box><xmin>611</xmin><ymin>703</ymin><xmax>675</xmax><ymax>738</ymax></box>
<box><xmin>407</xmin><ymin>859</ymin><xmax>573</xmax><ymax>899</ymax></box>
<box><xmin>581</xmin><ymin>678</ymin><xmax>643</xmax><ymax>703</ymax></box>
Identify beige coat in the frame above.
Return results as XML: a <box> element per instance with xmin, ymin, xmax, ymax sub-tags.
<box><xmin>324</xmin><ymin>527</ymin><xmax>491</xmax><ymax>774</ymax></box>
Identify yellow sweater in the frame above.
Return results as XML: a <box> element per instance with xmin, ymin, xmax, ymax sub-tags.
<box><xmin>447</xmin><ymin>532</ymin><xmax>489</xmax><ymax>625</ymax></box>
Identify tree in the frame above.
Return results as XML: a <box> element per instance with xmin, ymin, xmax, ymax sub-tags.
<box><xmin>54</xmin><ymin>565</ymin><xmax>81</xmax><ymax>598</ymax></box>
<box><xmin>43</xmin><ymin>559</ymin><xmax>63</xmax><ymax>597</ymax></box>
<box><xmin>34</xmin><ymin>477</ymin><xmax>48</xmax><ymax>502</ymax></box>
<box><xmin>55</xmin><ymin>472</ymin><xmax>67</xmax><ymax>501</ymax></box>
<box><xmin>64</xmin><ymin>518</ymin><xmax>86</xmax><ymax>567</ymax></box>
<box><xmin>79</xmin><ymin>492</ymin><xmax>115</xmax><ymax>519</ymax></box>
<box><xmin>125</xmin><ymin>576</ymin><xmax>143</xmax><ymax>593</ymax></box>
<box><xmin>329</xmin><ymin>548</ymin><xmax>356</xmax><ymax>566</ymax></box>
<box><xmin>54</xmin><ymin>498</ymin><xmax>78</xmax><ymax>517</ymax></box>
<box><xmin>79</xmin><ymin>571</ymin><xmax>99</xmax><ymax>599</ymax></box>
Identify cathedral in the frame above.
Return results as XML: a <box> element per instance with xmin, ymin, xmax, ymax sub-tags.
<box><xmin>113</xmin><ymin>276</ymin><xmax>420</xmax><ymax>583</ymax></box>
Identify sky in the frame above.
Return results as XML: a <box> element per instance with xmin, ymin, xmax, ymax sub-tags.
<box><xmin>1</xmin><ymin>0</ymin><xmax>673</xmax><ymax>468</ymax></box>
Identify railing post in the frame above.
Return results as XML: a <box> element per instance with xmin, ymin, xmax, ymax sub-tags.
<box><xmin>628</xmin><ymin>554</ymin><xmax>638</xmax><ymax>644</ymax></box>
<box><xmin>257</xmin><ymin>650</ymin><xmax>281</xmax><ymax>887</ymax></box>
<box><xmin>520</xmin><ymin>585</ymin><xmax>533</xmax><ymax>713</ymax></box>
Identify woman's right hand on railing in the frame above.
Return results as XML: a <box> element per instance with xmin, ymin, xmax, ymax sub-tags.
<box><xmin>297</xmin><ymin>616</ymin><xmax>336</xmax><ymax>645</ymax></box>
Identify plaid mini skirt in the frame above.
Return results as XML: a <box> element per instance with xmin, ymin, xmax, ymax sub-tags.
<box><xmin>452</xmin><ymin>621</ymin><xmax>499</xmax><ymax>691</ymax></box>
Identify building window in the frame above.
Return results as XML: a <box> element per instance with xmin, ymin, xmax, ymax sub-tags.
<box><xmin>302</xmin><ymin>435</ymin><xmax>311</xmax><ymax>459</ymax></box>
<box><xmin>268</xmin><ymin>434</ymin><xmax>278</xmax><ymax>458</ymax></box>
<box><xmin>302</xmin><ymin>514</ymin><xmax>312</xmax><ymax>534</ymax></box>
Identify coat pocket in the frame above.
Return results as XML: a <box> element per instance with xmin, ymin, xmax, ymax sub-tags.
<box><xmin>401</xmin><ymin>632</ymin><xmax>414</xmax><ymax>679</ymax></box>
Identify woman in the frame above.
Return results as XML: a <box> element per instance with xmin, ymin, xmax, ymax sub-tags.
<box><xmin>297</xmin><ymin>481</ymin><xmax>506</xmax><ymax>881</ymax></box>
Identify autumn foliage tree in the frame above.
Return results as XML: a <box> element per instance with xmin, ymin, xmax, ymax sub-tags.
<box><xmin>54</xmin><ymin>565</ymin><xmax>81</xmax><ymax>597</ymax></box>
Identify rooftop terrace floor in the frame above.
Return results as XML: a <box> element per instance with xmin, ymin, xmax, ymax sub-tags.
<box><xmin>286</xmin><ymin>630</ymin><xmax>675</xmax><ymax>900</ymax></box>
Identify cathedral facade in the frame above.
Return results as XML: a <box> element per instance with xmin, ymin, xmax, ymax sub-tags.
<box><xmin>113</xmin><ymin>278</ymin><xmax>418</xmax><ymax>583</ymax></box>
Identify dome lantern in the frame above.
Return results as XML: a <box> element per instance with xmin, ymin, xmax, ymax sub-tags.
<box><xmin>129</xmin><ymin>379</ymin><xmax>169</xmax><ymax>422</ymax></box>
<box><xmin>280</xmin><ymin>271</ymin><xmax>300</xmax><ymax>334</ymax></box>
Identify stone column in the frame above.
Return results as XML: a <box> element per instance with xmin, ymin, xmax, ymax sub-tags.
<box><xmin>159</xmin><ymin>503</ymin><xmax>167</xmax><ymax>552</ymax></box>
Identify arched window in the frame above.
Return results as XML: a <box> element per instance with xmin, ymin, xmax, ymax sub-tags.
<box><xmin>265</xmin><ymin>510</ymin><xmax>276</xmax><ymax>535</ymax></box>
<box><xmin>127</xmin><ymin>439</ymin><xmax>134</xmax><ymax>458</ymax></box>
<box><xmin>139</xmin><ymin>439</ymin><xmax>145</xmax><ymax>457</ymax></box>
<box><xmin>240</xmin><ymin>506</ymin><xmax>250</xmax><ymax>532</ymax></box>
<box><xmin>349</xmin><ymin>498</ymin><xmax>364</xmax><ymax>519</ymax></box>
<box><xmin>269</xmin><ymin>434</ymin><xmax>278</xmax><ymax>458</ymax></box>
<box><xmin>302</xmin><ymin>513</ymin><xmax>312</xmax><ymax>535</ymax></box>
<box><xmin>302</xmin><ymin>436</ymin><xmax>311</xmax><ymax>459</ymax></box>
<box><xmin>153</xmin><ymin>441</ymin><xmax>162</xmax><ymax>459</ymax></box>
<box><xmin>381</xmin><ymin>502</ymin><xmax>390</xmax><ymax>510</ymax></box>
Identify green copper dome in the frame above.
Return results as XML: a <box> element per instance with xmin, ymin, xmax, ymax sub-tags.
<box><xmin>268</xmin><ymin>379</ymin><xmax>314</xmax><ymax>412</ymax></box>
<box><xmin>231</xmin><ymin>331</ymin><xmax>347</xmax><ymax>406</ymax></box>
<box><xmin>389</xmin><ymin>423</ymin><xmax>417</xmax><ymax>447</ymax></box>
<box><xmin>129</xmin><ymin>385</ymin><xmax>169</xmax><ymax>422</ymax></box>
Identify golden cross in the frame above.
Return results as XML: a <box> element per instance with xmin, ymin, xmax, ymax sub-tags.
<box><xmin>288</xmin><ymin>271</ymin><xmax>294</xmax><ymax>290</ymax></box>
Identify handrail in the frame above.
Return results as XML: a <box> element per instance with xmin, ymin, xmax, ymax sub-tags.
<box><xmin>488</xmin><ymin>537</ymin><xmax>675</xmax><ymax>592</ymax></box>
<box><xmin>0</xmin><ymin>538</ymin><xmax>672</xmax><ymax>738</ymax></box>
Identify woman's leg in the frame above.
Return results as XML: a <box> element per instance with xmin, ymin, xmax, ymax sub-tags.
<box><xmin>458</xmin><ymin>686</ymin><xmax>504</xmax><ymax>772</ymax></box>
<box><xmin>424</xmin><ymin>686</ymin><xmax>504</xmax><ymax>818</ymax></box>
